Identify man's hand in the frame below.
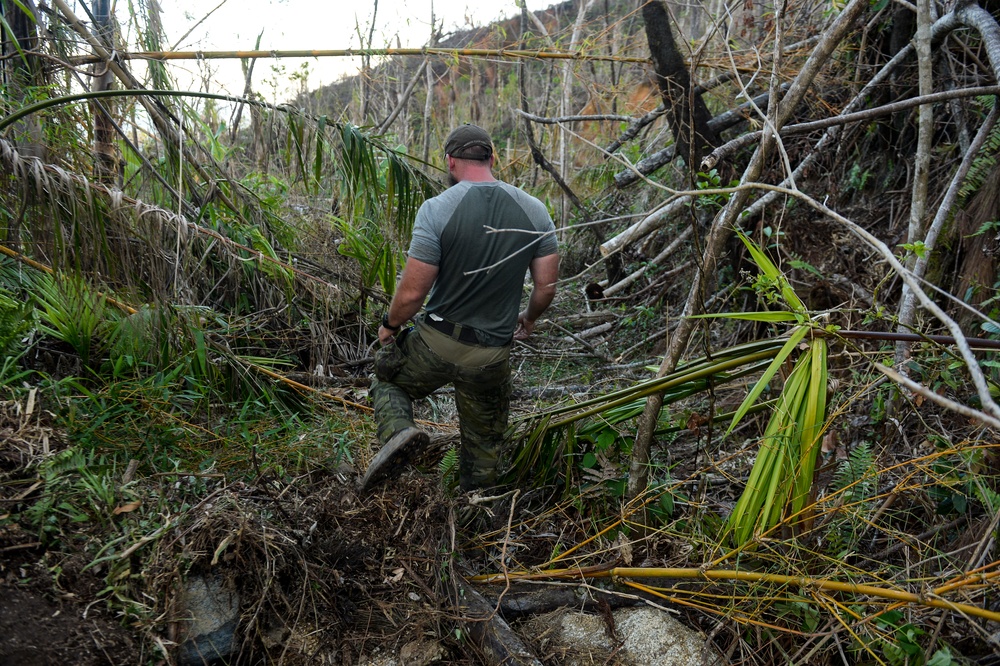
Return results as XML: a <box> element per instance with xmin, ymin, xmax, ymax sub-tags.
<box><xmin>514</xmin><ymin>311</ymin><xmax>535</xmax><ymax>340</ymax></box>
<box><xmin>378</xmin><ymin>325</ymin><xmax>397</xmax><ymax>346</ymax></box>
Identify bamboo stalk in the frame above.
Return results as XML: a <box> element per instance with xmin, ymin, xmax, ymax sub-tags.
<box><xmin>471</xmin><ymin>566</ymin><xmax>1000</xmax><ymax>623</ymax></box>
<box><xmin>66</xmin><ymin>47</ymin><xmax>651</xmax><ymax>66</ymax></box>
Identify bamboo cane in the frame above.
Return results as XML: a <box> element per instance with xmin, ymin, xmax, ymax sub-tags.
<box><xmin>67</xmin><ymin>47</ymin><xmax>651</xmax><ymax>66</ymax></box>
<box><xmin>471</xmin><ymin>566</ymin><xmax>1000</xmax><ymax>623</ymax></box>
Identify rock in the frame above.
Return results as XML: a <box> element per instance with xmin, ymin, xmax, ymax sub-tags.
<box><xmin>523</xmin><ymin>607</ymin><xmax>723</xmax><ymax>666</ymax></box>
<box><xmin>176</xmin><ymin>575</ymin><xmax>240</xmax><ymax>666</ymax></box>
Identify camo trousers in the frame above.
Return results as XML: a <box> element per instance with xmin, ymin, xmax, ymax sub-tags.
<box><xmin>371</xmin><ymin>324</ymin><xmax>512</xmax><ymax>490</ymax></box>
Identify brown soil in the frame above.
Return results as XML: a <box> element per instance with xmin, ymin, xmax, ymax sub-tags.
<box><xmin>0</xmin><ymin>585</ymin><xmax>136</xmax><ymax>666</ymax></box>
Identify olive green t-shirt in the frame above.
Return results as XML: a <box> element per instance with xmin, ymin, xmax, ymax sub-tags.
<box><xmin>408</xmin><ymin>180</ymin><xmax>557</xmax><ymax>345</ymax></box>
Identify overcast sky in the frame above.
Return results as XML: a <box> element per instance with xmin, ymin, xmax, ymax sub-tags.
<box><xmin>155</xmin><ymin>0</ymin><xmax>554</xmax><ymax>99</ymax></box>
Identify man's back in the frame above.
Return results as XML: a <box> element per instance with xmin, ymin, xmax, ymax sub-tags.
<box><xmin>409</xmin><ymin>180</ymin><xmax>557</xmax><ymax>343</ymax></box>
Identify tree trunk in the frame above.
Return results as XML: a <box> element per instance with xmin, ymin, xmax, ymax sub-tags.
<box><xmin>2</xmin><ymin>0</ymin><xmax>46</xmax><ymax>162</ymax></box>
<box><xmin>91</xmin><ymin>0</ymin><xmax>120</xmax><ymax>186</ymax></box>
<box><xmin>641</xmin><ymin>0</ymin><xmax>719</xmax><ymax>178</ymax></box>
<box><xmin>559</xmin><ymin>0</ymin><xmax>597</xmax><ymax>224</ymax></box>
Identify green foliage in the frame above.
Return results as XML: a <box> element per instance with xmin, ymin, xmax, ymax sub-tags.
<box><xmin>0</xmin><ymin>286</ymin><xmax>34</xmax><ymax>389</ymax></box>
<box><xmin>787</xmin><ymin>257</ymin><xmax>824</xmax><ymax>279</ymax></box>
<box><xmin>695</xmin><ymin>168</ymin><xmax>737</xmax><ymax>211</ymax></box>
<box><xmin>709</xmin><ymin>232</ymin><xmax>830</xmax><ymax>545</ymax></box>
<box><xmin>925</xmin><ymin>439</ymin><xmax>999</xmax><ymax>516</ymax></box>
<box><xmin>336</xmin><ymin>213</ymin><xmax>403</xmax><ymax>295</ymax></box>
<box><xmin>862</xmin><ymin>610</ymin><xmax>960</xmax><ymax>666</ymax></box>
<box><xmin>20</xmin><ymin>448</ymin><xmax>116</xmax><ymax>544</ymax></box>
<box><xmin>844</xmin><ymin>162</ymin><xmax>873</xmax><ymax>193</ymax></box>
<box><xmin>508</xmin><ymin>338</ymin><xmax>786</xmax><ymax>490</ymax></box>
<box><xmin>35</xmin><ymin>273</ymin><xmax>109</xmax><ymax>368</ymax></box>
<box><xmin>775</xmin><ymin>598</ymin><xmax>822</xmax><ymax>633</ymax></box>
<box><xmin>824</xmin><ymin>441</ymin><xmax>877</xmax><ymax>557</ymax></box>
<box><xmin>832</xmin><ymin>440</ymin><xmax>877</xmax><ymax>501</ymax></box>
<box><xmin>958</xmin><ymin>96</ymin><xmax>1000</xmax><ymax>204</ymax></box>
<box><xmin>439</xmin><ymin>446</ymin><xmax>459</xmax><ymax>490</ymax></box>
<box><xmin>899</xmin><ymin>240</ymin><xmax>928</xmax><ymax>259</ymax></box>
<box><xmin>334</xmin><ymin>125</ymin><xmax>436</xmax><ymax>296</ymax></box>
<box><xmin>727</xmin><ymin>339</ymin><xmax>828</xmax><ymax>545</ymax></box>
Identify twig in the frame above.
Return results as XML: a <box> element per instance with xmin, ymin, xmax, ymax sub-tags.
<box><xmin>897</xmin><ymin>100</ymin><xmax>1000</xmax><ymax>364</ymax></box>
<box><xmin>514</xmin><ymin>109</ymin><xmax>634</xmax><ymax>124</ymax></box>
<box><xmin>376</xmin><ymin>58</ymin><xmax>428</xmax><ymax>135</ymax></box>
<box><xmin>544</xmin><ymin>319</ymin><xmax>612</xmax><ymax>362</ymax></box>
<box><xmin>874</xmin><ymin>363</ymin><xmax>1000</xmax><ymax>430</ymax></box>
<box><xmin>702</xmin><ymin>85</ymin><xmax>1000</xmax><ymax>170</ymax></box>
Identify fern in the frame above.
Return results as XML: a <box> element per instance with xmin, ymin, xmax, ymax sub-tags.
<box><xmin>38</xmin><ymin>447</ymin><xmax>89</xmax><ymax>477</ymax></box>
<box><xmin>825</xmin><ymin>441</ymin><xmax>878</xmax><ymax>557</ymax></box>
<box><xmin>0</xmin><ymin>288</ymin><xmax>32</xmax><ymax>359</ymax></box>
<box><xmin>439</xmin><ymin>446</ymin><xmax>459</xmax><ymax>490</ymax></box>
<box><xmin>957</xmin><ymin>96</ymin><xmax>1000</xmax><ymax>203</ymax></box>
<box><xmin>832</xmin><ymin>440</ymin><xmax>877</xmax><ymax>503</ymax></box>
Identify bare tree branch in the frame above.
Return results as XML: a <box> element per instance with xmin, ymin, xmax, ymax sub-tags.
<box><xmin>627</xmin><ymin>0</ymin><xmax>871</xmax><ymax>500</ymax></box>
<box><xmin>514</xmin><ymin>109</ymin><xmax>635</xmax><ymax>124</ymax></box>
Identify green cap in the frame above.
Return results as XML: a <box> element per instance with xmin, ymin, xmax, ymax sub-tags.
<box><xmin>444</xmin><ymin>124</ymin><xmax>493</xmax><ymax>160</ymax></box>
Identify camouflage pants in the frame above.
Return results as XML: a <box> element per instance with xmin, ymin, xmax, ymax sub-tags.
<box><xmin>371</xmin><ymin>324</ymin><xmax>511</xmax><ymax>490</ymax></box>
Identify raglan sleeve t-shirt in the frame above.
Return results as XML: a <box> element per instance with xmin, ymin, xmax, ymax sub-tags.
<box><xmin>408</xmin><ymin>180</ymin><xmax>557</xmax><ymax>344</ymax></box>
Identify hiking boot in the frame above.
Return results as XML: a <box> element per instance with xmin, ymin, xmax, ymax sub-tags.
<box><xmin>360</xmin><ymin>427</ymin><xmax>429</xmax><ymax>490</ymax></box>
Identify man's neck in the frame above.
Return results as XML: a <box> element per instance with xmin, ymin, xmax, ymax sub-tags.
<box><xmin>449</xmin><ymin>156</ymin><xmax>496</xmax><ymax>183</ymax></box>
<box><xmin>456</xmin><ymin>166</ymin><xmax>495</xmax><ymax>183</ymax></box>
<box><xmin>460</xmin><ymin>173</ymin><xmax>496</xmax><ymax>183</ymax></box>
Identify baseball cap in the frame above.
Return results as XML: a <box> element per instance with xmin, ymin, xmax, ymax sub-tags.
<box><xmin>444</xmin><ymin>124</ymin><xmax>493</xmax><ymax>160</ymax></box>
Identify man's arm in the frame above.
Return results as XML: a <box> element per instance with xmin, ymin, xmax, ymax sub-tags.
<box><xmin>515</xmin><ymin>253</ymin><xmax>559</xmax><ymax>341</ymax></box>
<box><xmin>379</xmin><ymin>257</ymin><xmax>438</xmax><ymax>345</ymax></box>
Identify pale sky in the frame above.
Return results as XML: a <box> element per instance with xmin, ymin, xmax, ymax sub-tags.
<box><xmin>155</xmin><ymin>0</ymin><xmax>555</xmax><ymax>100</ymax></box>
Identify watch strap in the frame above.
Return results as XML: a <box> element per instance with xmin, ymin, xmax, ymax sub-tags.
<box><xmin>381</xmin><ymin>312</ymin><xmax>401</xmax><ymax>331</ymax></box>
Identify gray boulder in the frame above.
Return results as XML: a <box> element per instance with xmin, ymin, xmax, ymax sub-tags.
<box><xmin>176</xmin><ymin>575</ymin><xmax>240</xmax><ymax>666</ymax></box>
<box><xmin>522</xmin><ymin>606</ymin><xmax>723</xmax><ymax>666</ymax></box>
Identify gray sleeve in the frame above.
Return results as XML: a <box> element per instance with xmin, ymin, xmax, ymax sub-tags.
<box><xmin>518</xmin><ymin>191</ymin><xmax>558</xmax><ymax>257</ymax></box>
<box><xmin>407</xmin><ymin>200</ymin><xmax>442</xmax><ymax>265</ymax></box>
<box><xmin>535</xmin><ymin>220</ymin><xmax>558</xmax><ymax>257</ymax></box>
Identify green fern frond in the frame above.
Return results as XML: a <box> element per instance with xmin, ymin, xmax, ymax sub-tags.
<box><xmin>823</xmin><ymin>441</ymin><xmax>878</xmax><ymax>557</ymax></box>
<box><xmin>958</xmin><ymin>96</ymin><xmax>1000</xmax><ymax>203</ymax></box>
<box><xmin>38</xmin><ymin>448</ymin><xmax>88</xmax><ymax>477</ymax></box>
<box><xmin>439</xmin><ymin>446</ymin><xmax>459</xmax><ymax>488</ymax></box>
<box><xmin>0</xmin><ymin>288</ymin><xmax>33</xmax><ymax>359</ymax></box>
<box><xmin>832</xmin><ymin>440</ymin><xmax>877</xmax><ymax>504</ymax></box>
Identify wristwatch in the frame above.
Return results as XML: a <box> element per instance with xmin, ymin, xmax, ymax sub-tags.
<box><xmin>381</xmin><ymin>312</ymin><xmax>401</xmax><ymax>332</ymax></box>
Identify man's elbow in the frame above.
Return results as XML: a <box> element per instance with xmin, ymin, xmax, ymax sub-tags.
<box><xmin>534</xmin><ymin>283</ymin><xmax>556</xmax><ymax>305</ymax></box>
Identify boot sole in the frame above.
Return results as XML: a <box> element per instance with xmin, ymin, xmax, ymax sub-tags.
<box><xmin>360</xmin><ymin>429</ymin><xmax>429</xmax><ymax>490</ymax></box>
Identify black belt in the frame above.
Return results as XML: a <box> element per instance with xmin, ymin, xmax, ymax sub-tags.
<box><xmin>425</xmin><ymin>316</ymin><xmax>479</xmax><ymax>345</ymax></box>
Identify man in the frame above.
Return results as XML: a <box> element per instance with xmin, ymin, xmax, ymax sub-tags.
<box><xmin>362</xmin><ymin>123</ymin><xmax>559</xmax><ymax>492</ymax></box>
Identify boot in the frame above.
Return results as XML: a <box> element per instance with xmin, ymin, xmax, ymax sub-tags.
<box><xmin>360</xmin><ymin>427</ymin><xmax>429</xmax><ymax>490</ymax></box>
